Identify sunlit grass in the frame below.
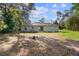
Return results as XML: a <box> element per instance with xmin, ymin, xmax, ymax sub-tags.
<box><xmin>58</xmin><ymin>30</ymin><xmax>79</xmax><ymax>41</ymax></box>
<box><xmin>20</xmin><ymin>30</ymin><xmax>79</xmax><ymax>41</ymax></box>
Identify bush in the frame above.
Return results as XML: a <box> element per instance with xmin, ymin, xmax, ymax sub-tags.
<box><xmin>66</xmin><ymin>15</ymin><xmax>79</xmax><ymax>31</ymax></box>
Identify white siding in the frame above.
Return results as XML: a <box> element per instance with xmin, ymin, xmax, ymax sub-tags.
<box><xmin>21</xmin><ymin>26</ymin><xmax>32</xmax><ymax>32</ymax></box>
<box><xmin>33</xmin><ymin>26</ymin><xmax>40</xmax><ymax>32</ymax></box>
<box><xmin>44</xmin><ymin>26</ymin><xmax>59</xmax><ymax>32</ymax></box>
<box><xmin>21</xmin><ymin>25</ymin><xmax>59</xmax><ymax>32</ymax></box>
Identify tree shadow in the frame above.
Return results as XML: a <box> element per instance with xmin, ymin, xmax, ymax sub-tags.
<box><xmin>0</xmin><ymin>35</ymin><xmax>79</xmax><ymax>56</ymax></box>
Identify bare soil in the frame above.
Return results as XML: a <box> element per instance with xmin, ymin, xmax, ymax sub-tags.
<box><xmin>0</xmin><ymin>34</ymin><xmax>79</xmax><ymax>56</ymax></box>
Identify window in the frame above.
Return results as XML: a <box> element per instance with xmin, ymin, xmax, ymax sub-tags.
<box><xmin>25</xmin><ymin>28</ymin><xmax>27</xmax><ymax>30</ymax></box>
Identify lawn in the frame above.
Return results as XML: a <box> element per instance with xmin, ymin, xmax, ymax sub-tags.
<box><xmin>20</xmin><ymin>30</ymin><xmax>79</xmax><ymax>41</ymax></box>
<box><xmin>58</xmin><ymin>30</ymin><xmax>79</xmax><ymax>41</ymax></box>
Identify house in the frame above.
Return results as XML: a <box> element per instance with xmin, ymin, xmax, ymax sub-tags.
<box><xmin>21</xmin><ymin>22</ymin><xmax>59</xmax><ymax>32</ymax></box>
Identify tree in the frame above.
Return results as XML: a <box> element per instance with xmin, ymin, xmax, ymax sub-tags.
<box><xmin>56</xmin><ymin>11</ymin><xmax>62</xmax><ymax>21</ymax></box>
<box><xmin>59</xmin><ymin>20</ymin><xmax>65</xmax><ymax>29</ymax></box>
<box><xmin>17</xmin><ymin>3</ymin><xmax>36</xmax><ymax>31</ymax></box>
<box><xmin>0</xmin><ymin>3</ymin><xmax>36</xmax><ymax>32</ymax></box>
<box><xmin>66</xmin><ymin>14</ymin><xmax>79</xmax><ymax>31</ymax></box>
<box><xmin>71</xmin><ymin>3</ymin><xmax>79</xmax><ymax>13</ymax></box>
<box><xmin>0</xmin><ymin>19</ymin><xmax>5</xmax><ymax>31</ymax></box>
<box><xmin>39</xmin><ymin>18</ymin><xmax>45</xmax><ymax>23</ymax></box>
<box><xmin>0</xmin><ymin>4</ymin><xmax>22</xmax><ymax>33</ymax></box>
<box><xmin>64</xmin><ymin>3</ymin><xmax>79</xmax><ymax>31</ymax></box>
<box><xmin>56</xmin><ymin>10</ymin><xmax>71</xmax><ymax>29</ymax></box>
<box><xmin>0</xmin><ymin>3</ymin><xmax>36</xmax><ymax>51</ymax></box>
<box><xmin>53</xmin><ymin>20</ymin><xmax>58</xmax><ymax>25</ymax></box>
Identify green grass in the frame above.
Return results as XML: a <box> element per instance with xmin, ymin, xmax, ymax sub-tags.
<box><xmin>58</xmin><ymin>30</ymin><xmax>79</xmax><ymax>41</ymax></box>
<box><xmin>20</xmin><ymin>30</ymin><xmax>79</xmax><ymax>41</ymax></box>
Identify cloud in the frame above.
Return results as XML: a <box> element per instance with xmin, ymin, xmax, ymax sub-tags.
<box><xmin>52</xmin><ymin>4</ymin><xmax>57</xmax><ymax>8</ymax></box>
<box><xmin>30</xmin><ymin>6</ymin><xmax>59</xmax><ymax>21</ymax></box>
<box><xmin>36</xmin><ymin>6</ymin><xmax>49</xmax><ymax>12</ymax></box>
<box><xmin>52</xmin><ymin>9</ymin><xmax>58</xmax><ymax>15</ymax></box>
<box><xmin>30</xmin><ymin>6</ymin><xmax>49</xmax><ymax>19</ymax></box>
<box><xmin>61</xmin><ymin>3</ymin><xmax>66</xmax><ymax>7</ymax></box>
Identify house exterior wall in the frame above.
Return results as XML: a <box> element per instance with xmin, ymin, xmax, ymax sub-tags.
<box><xmin>32</xmin><ymin>26</ymin><xmax>40</xmax><ymax>32</ymax></box>
<box><xmin>43</xmin><ymin>26</ymin><xmax>59</xmax><ymax>32</ymax></box>
<box><xmin>21</xmin><ymin>26</ymin><xmax>32</xmax><ymax>32</ymax></box>
<box><xmin>21</xmin><ymin>25</ymin><xmax>59</xmax><ymax>32</ymax></box>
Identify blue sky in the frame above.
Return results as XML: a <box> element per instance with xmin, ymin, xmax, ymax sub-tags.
<box><xmin>29</xmin><ymin>3</ymin><xmax>72</xmax><ymax>23</ymax></box>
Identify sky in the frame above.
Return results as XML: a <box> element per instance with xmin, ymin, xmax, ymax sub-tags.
<box><xmin>29</xmin><ymin>3</ymin><xmax>72</xmax><ymax>23</ymax></box>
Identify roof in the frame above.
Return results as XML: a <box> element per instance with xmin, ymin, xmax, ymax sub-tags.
<box><xmin>31</xmin><ymin>22</ymin><xmax>56</xmax><ymax>26</ymax></box>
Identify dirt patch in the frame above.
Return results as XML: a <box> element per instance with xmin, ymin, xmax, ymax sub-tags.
<box><xmin>0</xmin><ymin>35</ymin><xmax>79</xmax><ymax>56</ymax></box>
<box><xmin>16</xmin><ymin>36</ymin><xmax>79</xmax><ymax>56</ymax></box>
<box><xmin>0</xmin><ymin>36</ymin><xmax>18</xmax><ymax>56</ymax></box>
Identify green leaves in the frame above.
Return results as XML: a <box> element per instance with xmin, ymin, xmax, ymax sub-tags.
<box><xmin>0</xmin><ymin>3</ymin><xmax>36</xmax><ymax>33</ymax></box>
<box><xmin>72</xmin><ymin>3</ymin><xmax>79</xmax><ymax>10</ymax></box>
<box><xmin>71</xmin><ymin>3</ymin><xmax>79</xmax><ymax>15</ymax></box>
<box><xmin>0</xmin><ymin>4</ymin><xmax>22</xmax><ymax>32</ymax></box>
<box><xmin>66</xmin><ymin>15</ymin><xmax>79</xmax><ymax>31</ymax></box>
